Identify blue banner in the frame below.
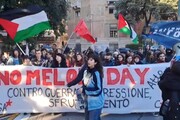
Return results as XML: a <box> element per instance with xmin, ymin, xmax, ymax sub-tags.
<box><xmin>145</xmin><ymin>21</ymin><xmax>180</xmax><ymax>48</ymax></box>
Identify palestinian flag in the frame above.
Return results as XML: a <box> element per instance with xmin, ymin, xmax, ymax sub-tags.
<box><xmin>118</xmin><ymin>14</ymin><xmax>138</xmax><ymax>44</ymax></box>
<box><xmin>0</xmin><ymin>5</ymin><xmax>51</xmax><ymax>43</ymax></box>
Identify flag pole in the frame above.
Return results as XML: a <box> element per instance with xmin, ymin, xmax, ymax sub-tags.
<box><xmin>63</xmin><ymin>32</ymin><xmax>75</xmax><ymax>53</ymax></box>
<box><xmin>16</xmin><ymin>43</ymin><xmax>26</xmax><ymax>55</ymax></box>
<box><xmin>25</xmin><ymin>42</ymin><xmax>29</xmax><ymax>56</ymax></box>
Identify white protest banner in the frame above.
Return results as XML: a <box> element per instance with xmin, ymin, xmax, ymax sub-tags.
<box><xmin>0</xmin><ymin>63</ymin><xmax>169</xmax><ymax>114</ymax></box>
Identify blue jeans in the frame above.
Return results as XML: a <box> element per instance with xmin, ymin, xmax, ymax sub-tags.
<box><xmin>85</xmin><ymin>108</ymin><xmax>102</xmax><ymax>120</ymax></box>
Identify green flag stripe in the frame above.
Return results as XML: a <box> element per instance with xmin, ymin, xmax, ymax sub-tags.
<box><xmin>14</xmin><ymin>21</ymin><xmax>51</xmax><ymax>43</ymax></box>
<box><xmin>118</xmin><ymin>27</ymin><xmax>131</xmax><ymax>35</ymax></box>
<box><xmin>132</xmin><ymin>36</ymin><xmax>139</xmax><ymax>44</ymax></box>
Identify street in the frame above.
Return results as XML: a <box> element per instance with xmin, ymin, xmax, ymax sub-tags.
<box><xmin>2</xmin><ymin>112</ymin><xmax>163</xmax><ymax>120</ymax></box>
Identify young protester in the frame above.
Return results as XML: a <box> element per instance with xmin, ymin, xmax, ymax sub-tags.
<box><xmin>52</xmin><ymin>53</ymin><xmax>67</xmax><ymax>68</ymax></box>
<box><xmin>22</xmin><ymin>55</ymin><xmax>33</xmax><ymax>66</ymax></box>
<box><xmin>67</xmin><ymin>53</ymin><xmax>104</xmax><ymax>120</ymax></box>
<box><xmin>31</xmin><ymin>49</ymin><xmax>45</xmax><ymax>66</ymax></box>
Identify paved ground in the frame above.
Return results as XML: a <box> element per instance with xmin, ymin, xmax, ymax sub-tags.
<box><xmin>0</xmin><ymin>112</ymin><xmax>163</xmax><ymax>120</ymax></box>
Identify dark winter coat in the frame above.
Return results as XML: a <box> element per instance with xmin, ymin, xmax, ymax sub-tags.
<box><xmin>158</xmin><ymin>62</ymin><xmax>180</xmax><ymax>120</ymax></box>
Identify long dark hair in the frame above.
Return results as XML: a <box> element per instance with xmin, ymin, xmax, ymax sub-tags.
<box><xmin>53</xmin><ymin>53</ymin><xmax>67</xmax><ymax>68</ymax></box>
<box><xmin>88</xmin><ymin>53</ymin><xmax>104</xmax><ymax>78</ymax></box>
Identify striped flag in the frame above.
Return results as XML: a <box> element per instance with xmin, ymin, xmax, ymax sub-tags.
<box><xmin>0</xmin><ymin>5</ymin><xmax>51</xmax><ymax>43</ymax></box>
<box><xmin>118</xmin><ymin>14</ymin><xmax>138</xmax><ymax>44</ymax></box>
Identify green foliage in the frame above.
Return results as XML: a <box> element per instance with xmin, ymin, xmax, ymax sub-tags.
<box><xmin>115</xmin><ymin>0</ymin><xmax>178</xmax><ymax>46</ymax></box>
<box><xmin>0</xmin><ymin>35</ymin><xmax>15</xmax><ymax>51</ymax></box>
<box><xmin>114</xmin><ymin>0</ymin><xmax>178</xmax><ymax>26</ymax></box>
<box><xmin>43</xmin><ymin>0</ymin><xmax>69</xmax><ymax>35</ymax></box>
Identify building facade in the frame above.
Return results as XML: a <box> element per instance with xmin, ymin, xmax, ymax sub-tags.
<box><xmin>67</xmin><ymin>0</ymin><xmax>132</xmax><ymax>52</ymax></box>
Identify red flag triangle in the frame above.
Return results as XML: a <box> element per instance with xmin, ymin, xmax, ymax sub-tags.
<box><xmin>118</xmin><ymin>14</ymin><xmax>128</xmax><ymax>30</ymax></box>
<box><xmin>0</xmin><ymin>18</ymin><xmax>19</xmax><ymax>40</ymax></box>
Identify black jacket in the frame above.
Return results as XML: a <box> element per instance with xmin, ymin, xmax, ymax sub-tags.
<box><xmin>158</xmin><ymin>62</ymin><xmax>180</xmax><ymax>120</ymax></box>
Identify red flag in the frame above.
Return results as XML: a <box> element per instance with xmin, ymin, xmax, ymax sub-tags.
<box><xmin>0</xmin><ymin>18</ymin><xmax>19</xmax><ymax>39</ymax></box>
<box><xmin>118</xmin><ymin>14</ymin><xmax>127</xmax><ymax>30</ymax></box>
<box><xmin>74</xmin><ymin>19</ymin><xmax>96</xmax><ymax>44</ymax></box>
<box><xmin>118</xmin><ymin>14</ymin><xmax>131</xmax><ymax>35</ymax></box>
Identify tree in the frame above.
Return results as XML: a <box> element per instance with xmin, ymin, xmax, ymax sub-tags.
<box><xmin>114</xmin><ymin>0</ymin><xmax>178</xmax><ymax>28</ymax></box>
<box><xmin>114</xmin><ymin>0</ymin><xmax>178</xmax><ymax>45</ymax></box>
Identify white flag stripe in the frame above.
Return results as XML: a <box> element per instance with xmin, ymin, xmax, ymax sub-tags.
<box><xmin>12</xmin><ymin>11</ymin><xmax>49</xmax><ymax>31</ymax></box>
<box><xmin>131</xmin><ymin>27</ymin><xmax>137</xmax><ymax>40</ymax></box>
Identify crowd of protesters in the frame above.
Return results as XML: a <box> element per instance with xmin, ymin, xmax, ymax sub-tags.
<box><xmin>0</xmin><ymin>43</ymin><xmax>174</xmax><ymax>118</ymax></box>
<box><xmin>0</xmin><ymin>43</ymin><xmax>174</xmax><ymax>67</ymax></box>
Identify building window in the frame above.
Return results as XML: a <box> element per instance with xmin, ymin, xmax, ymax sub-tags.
<box><xmin>109</xmin><ymin>1</ymin><xmax>115</xmax><ymax>4</ymax></box>
<box><xmin>75</xmin><ymin>10</ymin><xmax>80</xmax><ymax>17</ymax></box>
<box><xmin>109</xmin><ymin>24</ymin><xmax>117</xmax><ymax>38</ymax></box>
<box><xmin>109</xmin><ymin>7</ymin><xmax>114</xmax><ymax>14</ymax></box>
